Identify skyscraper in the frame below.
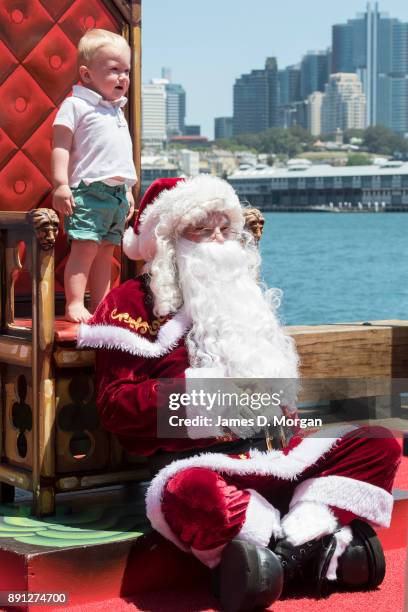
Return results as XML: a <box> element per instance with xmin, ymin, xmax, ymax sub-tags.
<box><xmin>307</xmin><ymin>91</ymin><xmax>324</xmax><ymax>136</ymax></box>
<box><xmin>321</xmin><ymin>73</ymin><xmax>366</xmax><ymax>134</ymax></box>
<box><xmin>332</xmin><ymin>2</ymin><xmax>408</xmax><ymax>132</ymax></box>
<box><xmin>278</xmin><ymin>65</ymin><xmax>301</xmax><ymax>106</ymax></box>
<box><xmin>165</xmin><ymin>83</ymin><xmax>186</xmax><ymax>136</ymax></box>
<box><xmin>214</xmin><ymin>117</ymin><xmax>233</xmax><ymax>140</ymax></box>
<box><xmin>300</xmin><ymin>51</ymin><xmax>330</xmax><ymax>99</ymax></box>
<box><xmin>233</xmin><ymin>57</ymin><xmax>279</xmax><ymax>135</ymax></box>
<box><xmin>142</xmin><ymin>81</ymin><xmax>167</xmax><ymax>144</ymax></box>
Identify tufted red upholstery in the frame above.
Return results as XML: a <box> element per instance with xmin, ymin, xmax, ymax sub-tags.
<box><xmin>0</xmin><ymin>0</ymin><xmax>126</xmax><ymax>294</ymax></box>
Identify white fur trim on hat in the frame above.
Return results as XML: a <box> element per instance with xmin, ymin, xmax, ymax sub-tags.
<box><xmin>122</xmin><ymin>226</ymin><xmax>142</xmax><ymax>260</ymax></box>
<box><xmin>132</xmin><ymin>175</ymin><xmax>244</xmax><ymax>262</ymax></box>
<box><xmin>123</xmin><ymin>216</ymin><xmax>159</xmax><ymax>261</ymax></box>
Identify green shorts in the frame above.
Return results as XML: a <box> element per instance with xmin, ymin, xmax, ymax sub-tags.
<box><xmin>65</xmin><ymin>181</ymin><xmax>129</xmax><ymax>245</ymax></box>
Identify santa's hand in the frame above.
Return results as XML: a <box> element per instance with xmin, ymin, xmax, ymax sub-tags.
<box><xmin>183</xmin><ymin>366</ymin><xmax>225</xmax><ymax>439</ymax></box>
<box><xmin>226</xmin><ymin>404</ymin><xmax>263</xmax><ymax>439</ymax></box>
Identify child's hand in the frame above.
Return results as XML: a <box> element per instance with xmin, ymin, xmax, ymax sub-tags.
<box><xmin>126</xmin><ymin>189</ymin><xmax>135</xmax><ymax>222</ymax></box>
<box><xmin>53</xmin><ymin>184</ymin><xmax>75</xmax><ymax>216</ymax></box>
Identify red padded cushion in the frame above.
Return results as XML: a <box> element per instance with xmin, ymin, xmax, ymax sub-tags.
<box><xmin>0</xmin><ymin>151</ymin><xmax>51</xmax><ymax>211</ymax></box>
<box><xmin>23</xmin><ymin>25</ymin><xmax>77</xmax><ymax>105</ymax></box>
<box><xmin>0</xmin><ymin>127</ymin><xmax>18</xmax><ymax>171</ymax></box>
<box><xmin>23</xmin><ymin>111</ymin><xmax>57</xmax><ymax>180</ymax></box>
<box><xmin>0</xmin><ymin>0</ymin><xmax>54</xmax><ymax>61</ymax></box>
<box><xmin>0</xmin><ymin>40</ymin><xmax>18</xmax><ymax>85</ymax></box>
<box><xmin>0</xmin><ymin>66</ymin><xmax>54</xmax><ymax>147</ymax></box>
<box><xmin>58</xmin><ymin>0</ymin><xmax>118</xmax><ymax>46</ymax></box>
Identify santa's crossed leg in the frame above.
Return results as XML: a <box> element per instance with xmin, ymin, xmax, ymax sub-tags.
<box><xmin>147</xmin><ymin>424</ymin><xmax>400</xmax><ymax>610</ymax></box>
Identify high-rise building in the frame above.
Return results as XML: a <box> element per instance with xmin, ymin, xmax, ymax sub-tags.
<box><xmin>184</xmin><ymin>125</ymin><xmax>201</xmax><ymax>136</ymax></box>
<box><xmin>278</xmin><ymin>65</ymin><xmax>301</xmax><ymax>106</ymax></box>
<box><xmin>161</xmin><ymin>67</ymin><xmax>172</xmax><ymax>81</ymax></box>
<box><xmin>233</xmin><ymin>57</ymin><xmax>279</xmax><ymax>135</ymax></box>
<box><xmin>307</xmin><ymin>91</ymin><xmax>324</xmax><ymax>136</ymax></box>
<box><xmin>300</xmin><ymin>51</ymin><xmax>330</xmax><ymax>99</ymax></box>
<box><xmin>277</xmin><ymin>101</ymin><xmax>308</xmax><ymax>130</ymax></box>
<box><xmin>214</xmin><ymin>117</ymin><xmax>233</xmax><ymax>140</ymax></box>
<box><xmin>180</xmin><ymin>150</ymin><xmax>200</xmax><ymax>177</ymax></box>
<box><xmin>165</xmin><ymin>83</ymin><xmax>186</xmax><ymax>136</ymax></box>
<box><xmin>377</xmin><ymin>75</ymin><xmax>408</xmax><ymax>135</ymax></box>
<box><xmin>142</xmin><ymin>81</ymin><xmax>167</xmax><ymax>144</ymax></box>
<box><xmin>321</xmin><ymin>73</ymin><xmax>366</xmax><ymax>134</ymax></box>
<box><xmin>332</xmin><ymin>3</ymin><xmax>408</xmax><ymax>131</ymax></box>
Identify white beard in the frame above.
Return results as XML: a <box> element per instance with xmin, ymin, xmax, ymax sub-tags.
<box><xmin>175</xmin><ymin>238</ymin><xmax>299</xmax><ymax>382</ymax></box>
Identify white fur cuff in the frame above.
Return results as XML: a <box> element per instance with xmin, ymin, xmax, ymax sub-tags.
<box><xmin>236</xmin><ymin>489</ymin><xmax>283</xmax><ymax>546</ymax></box>
<box><xmin>289</xmin><ymin>475</ymin><xmax>394</xmax><ymax>528</ymax></box>
<box><xmin>282</xmin><ymin>501</ymin><xmax>338</xmax><ymax>546</ymax></box>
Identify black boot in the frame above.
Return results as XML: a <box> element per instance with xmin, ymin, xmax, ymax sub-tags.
<box><xmin>273</xmin><ymin>519</ymin><xmax>386</xmax><ymax>593</ymax></box>
<box><xmin>217</xmin><ymin>540</ymin><xmax>284</xmax><ymax>612</ymax></box>
<box><xmin>336</xmin><ymin>519</ymin><xmax>386</xmax><ymax>589</ymax></box>
<box><xmin>216</xmin><ymin>520</ymin><xmax>385</xmax><ymax>611</ymax></box>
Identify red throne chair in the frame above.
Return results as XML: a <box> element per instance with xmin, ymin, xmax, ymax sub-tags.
<box><xmin>0</xmin><ymin>0</ymin><xmax>145</xmax><ymax>515</ymax></box>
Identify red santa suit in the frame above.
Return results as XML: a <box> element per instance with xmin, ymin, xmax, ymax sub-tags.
<box><xmin>78</xmin><ymin>273</ymin><xmax>401</xmax><ymax>571</ymax></box>
<box><xmin>77</xmin><ymin>274</ymin><xmax>228</xmax><ymax>456</ymax></box>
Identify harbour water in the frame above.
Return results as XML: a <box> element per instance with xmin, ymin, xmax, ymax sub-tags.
<box><xmin>260</xmin><ymin>212</ymin><xmax>408</xmax><ymax>326</ymax></box>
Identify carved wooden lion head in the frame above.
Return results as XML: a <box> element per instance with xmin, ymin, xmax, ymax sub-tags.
<box><xmin>243</xmin><ymin>208</ymin><xmax>265</xmax><ymax>243</ymax></box>
<box><xmin>29</xmin><ymin>208</ymin><xmax>59</xmax><ymax>251</ymax></box>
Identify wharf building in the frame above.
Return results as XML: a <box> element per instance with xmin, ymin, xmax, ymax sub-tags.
<box><xmin>228</xmin><ymin>161</ymin><xmax>408</xmax><ymax>211</ymax></box>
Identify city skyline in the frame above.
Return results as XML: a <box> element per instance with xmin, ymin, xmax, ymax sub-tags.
<box><xmin>142</xmin><ymin>0</ymin><xmax>408</xmax><ymax>138</ymax></box>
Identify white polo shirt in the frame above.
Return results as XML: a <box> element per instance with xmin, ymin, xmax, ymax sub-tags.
<box><xmin>53</xmin><ymin>85</ymin><xmax>137</xmax><ymax>188</ymax></box>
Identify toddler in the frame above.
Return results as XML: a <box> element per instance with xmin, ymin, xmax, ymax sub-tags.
<box><xmin>51</xmin><ymin>28</ymin><xmax>137</xmax><ymax>322</ymax></box>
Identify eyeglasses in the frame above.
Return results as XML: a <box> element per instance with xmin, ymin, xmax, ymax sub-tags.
<box><xmin>186</xmin><ymin>226</ymin><xmax>241</xmax><ymax>241</ymax></box>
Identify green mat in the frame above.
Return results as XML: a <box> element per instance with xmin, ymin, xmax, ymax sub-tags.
<box><xmin>0</xmin><ymin>501</ymin><xmax>151</xmax><ymax>548</ymax></box>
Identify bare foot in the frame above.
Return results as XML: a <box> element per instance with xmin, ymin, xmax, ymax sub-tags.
<box><xmin>65</xmin><ymin>303</ymin><xmax>92</xmax><ymax>323</ymax></box>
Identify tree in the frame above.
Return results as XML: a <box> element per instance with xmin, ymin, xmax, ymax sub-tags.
<box><xmin>363</xmin><ymin>125</ymin><xmax>408</xmax><ymax>156</ymax></box>
<box><xmin>346</xmin><ymin>153</ymin><xmax>373</xmax><ymax>166</ymax></box>
<box><xmin>343</xmin><ymin>128</ymin><xmax>365</xmax><ymax>144</ymax></box>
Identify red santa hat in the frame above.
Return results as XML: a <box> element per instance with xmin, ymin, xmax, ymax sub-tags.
<box><xmin>123</xmin><ymin>174</ymin><xmax>244</xmax><ymax>261</ymax></box>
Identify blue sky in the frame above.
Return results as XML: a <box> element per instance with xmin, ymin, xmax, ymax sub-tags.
<box><xmin>142</xmin><ymin>1</ymin><xmax>408</xmax><ymax>138</ymax></box>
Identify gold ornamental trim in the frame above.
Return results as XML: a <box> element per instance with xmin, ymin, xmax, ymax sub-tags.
<box><xmin>110</xmin><ymin>308</ymin><xmax>166</xmax><ymax>335</ymax></box>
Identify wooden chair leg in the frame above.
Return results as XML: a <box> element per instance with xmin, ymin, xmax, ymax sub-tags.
<box><xmin>32</xmin><ymin>485</ymin><xmax>55</xmax><ymax>517</ymax></box>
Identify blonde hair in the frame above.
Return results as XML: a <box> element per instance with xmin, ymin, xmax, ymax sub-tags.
<box><xmin>77</xmin><ymin>29</ymin><xmax>130</xmax><ymax>65</ymax></box>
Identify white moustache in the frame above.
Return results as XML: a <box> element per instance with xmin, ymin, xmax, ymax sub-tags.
<box><xmin>175</xmin><ymin>237</ymin><xmax>299</xmax><ymax>383</ymax></box>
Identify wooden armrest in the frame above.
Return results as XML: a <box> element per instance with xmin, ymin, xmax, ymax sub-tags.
<box><xmin>0</xmin><ymin>208</ymin><xmax>59</xmax><ymax>333</ymax></box>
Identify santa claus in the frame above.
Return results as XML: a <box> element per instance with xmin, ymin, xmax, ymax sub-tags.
<box><xmin>77</xmin><ymin>175</ymin><xmax>401</xmax><ymax>612</ymax></box>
